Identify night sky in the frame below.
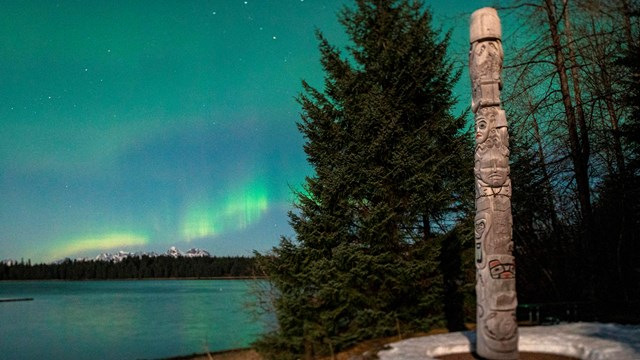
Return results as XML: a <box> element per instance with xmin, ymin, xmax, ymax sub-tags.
<box><xmin>1</xmin><ymin>0</ymin><xmax>497</xmax><ymax>263</ymax></box>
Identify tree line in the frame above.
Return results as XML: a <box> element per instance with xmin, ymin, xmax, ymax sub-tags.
<box><xmin>0</xmin><ymin>256</ymin><xmax>257</xmax><ymax>280</ymax></box>
<box><xmin>250</xmin><ymin>1</ymin><xmax>640</xmax><ymax>359</ymax></box>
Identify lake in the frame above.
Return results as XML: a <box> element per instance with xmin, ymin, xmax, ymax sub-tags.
<box><xmin>0</xmin><ymin>280</ymin><xmax>272</xmax><ymax>360</ymax></box>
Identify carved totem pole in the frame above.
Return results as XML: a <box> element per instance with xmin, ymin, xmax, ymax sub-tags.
<box><xmin>469</xmin><ymin>8</ymin><xmax>518</xmax><ymax>359</ymax></box>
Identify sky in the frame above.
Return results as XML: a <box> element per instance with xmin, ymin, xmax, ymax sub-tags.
<box><xmin>0</xmin><ymin>0</ymin><xmax>501</xmax><ymax>263</ymax></box>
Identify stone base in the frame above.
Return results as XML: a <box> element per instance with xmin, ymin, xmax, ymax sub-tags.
<box><xmin>438</xmin><ymin>352</ymin><xmax>577</xmax><ymax>359</ymax></box>
<box><xmin>377</xmin><ymin>323</ymin><xmax>640</xmax><ymax>360</ymax></box>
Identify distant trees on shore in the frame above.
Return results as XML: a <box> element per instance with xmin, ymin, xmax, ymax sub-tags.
<box><xmin>0</xmin><ymin>256</ymin><xmax>256</xmax><ymax>280</ymax></box>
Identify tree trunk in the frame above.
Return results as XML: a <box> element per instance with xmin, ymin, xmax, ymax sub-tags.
<box><xmin>531</xmin><ymin>109</ymin><xmax>561</xmax><ymax>230</ymax></box>
<box><xmin>564</xmin><ymin>0</ymin><xmax>591</xmax><ymax>171</ymax></box>
<box><xmin>621</xmin><ymin>0</ymin><xmax>635</xmax><ymax>46</ymax></box>
<box><xmin>587</xmin><ymin>15</ymin><xmax>627</xmax><ymax>174</ymax></box>
<box><xmin>544</xmin><ymin>0</ymin><xmax>593</xmax><ymax>231</ymax></box>
<box><xmin>422</xmin><ymin>213</ymin><xmax>431</xmax><ymax>242</ymax></box>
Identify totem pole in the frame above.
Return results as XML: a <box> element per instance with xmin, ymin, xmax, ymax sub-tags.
<box><xmin>470</xmin><ymin>8</ymin><xmax>518</xmax><ymax>359</ymax></box>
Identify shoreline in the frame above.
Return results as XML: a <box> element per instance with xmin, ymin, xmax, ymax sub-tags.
<box><xmin>163</xmin><ymin>348</ymin><xmax>261</xmax><ymax>360</ymax></box>
<box><xmin>0</xmin><ymin>276</ymin><xmax>267</xmax><ymax>282</ymax></box>
<box><xmin>0</xmin><ymin>297</ymin><xmax>34</xmax><ymax>302</ymax></box>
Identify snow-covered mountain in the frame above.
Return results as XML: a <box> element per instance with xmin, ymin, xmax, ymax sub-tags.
<box><xmin>166</xmin><ymin>246</ymin><xmax>182</xmax><ymax>258</ymax></box>
<box><xmin>89</xmin><ymin>247</ymin><xmax>210</xmax><ymax>263</ymax></box>
<box><xmin>165</xmin><ymin>246</ymin><xmax>211</xmax><ymax>258</ymax></box>
<box><xmin>2</xmin><ymin>247</ymin><xmax>212</xmax><ymax>265</ymax></box>
<box><xmin>93</xmin><ymin>247</ymin><xmax>211</xmax><ymax>262</ymax></box>
<box><xmin>94</xmin><ymin>250</ymin><xmax>161</xmax><ymax>263</ymax></box>
<box><xmin>182</xmin><ymin>247</ymin><xmax>211</xmax><ymax>258</ymax></box>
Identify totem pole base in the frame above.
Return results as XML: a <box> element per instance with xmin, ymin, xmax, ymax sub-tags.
<box><xmin>439</xmin><ymin>351</ymin><xmax>577</xmax><ymax>360</ymax></box>
<box><xmin>477</xmin><ymin>343</ymin><xmax>519</xmax><ymax>360</ymax></box>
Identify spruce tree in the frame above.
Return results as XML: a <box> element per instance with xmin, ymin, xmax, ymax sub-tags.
<box><xmin>254</xmin><ymin>1</ymin><xmax>471</xmax><ymax>358</ymax></box>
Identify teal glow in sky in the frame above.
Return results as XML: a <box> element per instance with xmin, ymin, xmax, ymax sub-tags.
<box><xmin>0</xmin><ymin>0</ymin><xmax>497</xmax><ymax>263</ymax></box>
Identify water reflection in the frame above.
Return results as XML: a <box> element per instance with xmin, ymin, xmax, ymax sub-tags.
<box><xmin>0</xmin><ymin>280</ymin><xmax>269</xmax><ymax>360</ymax></box>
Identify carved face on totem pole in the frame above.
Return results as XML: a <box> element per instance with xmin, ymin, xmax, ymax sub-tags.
<box><xmin>480</xmin><ymin>254</ymin><xmax>518</xmax><ymax>353</ymax></box>
<box><xmin>476</xmin><ymin>107</ymin><xmax>509</xmax><ymax>146</ymax></box>
<box><xmin>476</xmin><ymin>270</ymin><xmax>519</xmax><ymax>354</ymax></box>
<box><xmin>470</xmin><ymin>39</ymin><xmax>504</xmax><ymax>111</ymax></box>
<box><xmin>483</xmin><ymin>310</ymin><xmax>518</xmax><ymax>349</ymax></box>
<box><xmin>479</xmin><ymin>151</ymin><xmax>509</xmax><ymax>188</ymax></box>
<box><xmin>470</xmin><ymin>40</ymin><xmax>503</xmax><ymax>82</ymax></box>
<box><xmin>475</xmin><ymin>112</ymin><xmax>510</xmax><ymax>191</ymax></box>
<box><xmin>475</xmin><ymin>113</ymin><xmax>490</xmax><ymax>144</ymax></box>
<box><xmin>474</xmin><ymin>149</ymin><xmax>510</xmax><ymax>194</ymax></box>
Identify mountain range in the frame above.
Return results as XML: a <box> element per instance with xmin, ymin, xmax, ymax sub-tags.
<box><xmin>92</xmin><ymin>246</ymin><xmax>211</xmax><ymax>263</ymax></box>
<box><xmin>2</xmin><ymin>246</ymin><xmax>212</xmax><ymax>265</ymax></box>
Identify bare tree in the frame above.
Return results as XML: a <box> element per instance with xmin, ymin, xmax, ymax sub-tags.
<box><xmin>497</xmin><ymin>0</ymin><xmax>639</xmax><ymax>301</ymax></box>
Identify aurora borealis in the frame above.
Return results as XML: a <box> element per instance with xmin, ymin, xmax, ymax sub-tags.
<box><xmin>0</xmin><ymin>0</ymin><xmax>494</xmax><ymax>263</ymax></box>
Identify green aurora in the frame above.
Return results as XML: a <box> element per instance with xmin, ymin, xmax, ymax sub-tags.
<box><xmin>0</xmin><ymin>0</ymin><xmax>495</xmax><ymax>263</ymax></box>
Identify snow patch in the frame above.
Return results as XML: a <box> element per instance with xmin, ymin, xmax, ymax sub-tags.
<box><xmin>378</xmin><ymin>323</ymin><xmax>640</xmax><ymax>360</ymax></box>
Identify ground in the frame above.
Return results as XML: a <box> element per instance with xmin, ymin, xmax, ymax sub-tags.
<box><xmin>171</xmin><ymin>328</ymin><xmax>449</xmax><ymax>360</ymax></box>
<box><xmin>170</xmin><ymin>322</ymin><xmax>640</xmax><ymax>360</ymax></box>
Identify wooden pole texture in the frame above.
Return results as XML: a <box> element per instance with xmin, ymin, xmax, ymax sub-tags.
<box><xmin>470</xmin><ymin>7</ymin><xmax>519</xmax><ymax>359</ymax></box>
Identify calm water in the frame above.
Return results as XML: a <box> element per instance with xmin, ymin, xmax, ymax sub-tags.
<box><xmin>0</xmin><ymin>280</ymin><xmax>272</xmax><ymax>360</ymax></box>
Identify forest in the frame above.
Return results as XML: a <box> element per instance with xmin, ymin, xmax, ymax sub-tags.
<box><xmin>0</xmin><ymin>256</ymin><xmax>257</xmax><ymax>280</ymax></box>
<box><xmin>251</xmin><ymin>1</ymin><xmax>640</xmax><ymax>359</ymax></box>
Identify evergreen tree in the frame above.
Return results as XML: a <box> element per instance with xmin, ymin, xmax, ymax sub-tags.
<box><xmin>254</xmin><ymin>1</ymin><xmax>472</xmax><ymax>358</ymax></box>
